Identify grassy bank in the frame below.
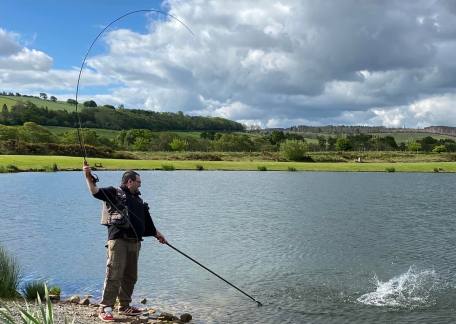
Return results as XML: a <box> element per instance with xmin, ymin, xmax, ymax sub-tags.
<box><xmin>1</xmin><ymin>155</ymin><xmax>456</xmax><ymax>172</ymax></box>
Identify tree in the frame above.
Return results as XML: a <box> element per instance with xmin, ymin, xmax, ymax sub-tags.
<box><xmin>19</xmin><ymin>122</ymin><xmax>56</xmax><ymax>143</ymax></box>
<box><xmin>432</xmin><ymin>145</ymin><xmax>447</xmax><ymax>153</ymax></box>
<box><xmin>407</xmin><ymin>141</ymin><xmax>422</xmax><ymax>153</ymax></box>
<box><xmin>336</xmin><ymin>138</ymin><xmax>352</xmax><ymax>151</ymax></box>
<box><xmin>50</xmin><ymin>96</ymin><xmax>57</xmax><ymax>102</ymax></box>
<box><xmin>327</xmin><ymin>137</ymin><xmax>337</xmax><ymax>150</ymax></box>
<box><xmin>39</xmin><ymin>93</ymin><xmax>48</xmax><ymax>100</ymax></box>
<box><xmin>269</xmin><ymin>130</ymin><xmax>285</xmax><ymax>145</ymax></box>
<box><xmin>103</xmin><ymin>105</ymin><xmax>115</xmax><ymax>109</ymax></box>
<box><xmin>169</xmin><ymin>137</ymin><xmax>188</xmax><ymax>151</ymax></box>
<box><xmin>83</xmin><ymin>100</ymin><xmax>97</xmax><ymax>107</ymax></box>
<box><xmin>66</xmin><ymin>99</ymin><xmax>78</xmax><ymax>105</ymax></box>
<box><xmin>2</xmin><ymin>104</ymin><xmax>7</xmax><ymax>113</ymax></box>
<box><xmin>317</xmin><ymin>135</ymin><xmax>327</xmax><ymax>151</ymax></box>
<box><xmin>280</xmin><ymin>140</ymin><xmax>308</xmax><ymax>161</ymax></box>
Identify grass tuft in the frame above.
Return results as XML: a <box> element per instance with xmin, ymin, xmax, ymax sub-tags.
<box><xmin>161</xmin><ymin>164</ymin><xmax>175</xmax><ymax>171</ymax></box>
<box><xmin>22</xmin><ymin>280</ymin><xmax>46</xmax><ymax>300</ymax></box>
<box><xmin>195</xmin><ymin>164</ymin><xmax>204</xmax><ymax>171</ymax></box>
<box><xmin>257</xmin><ymin>166</ymin><xmax>267</xmax><ymax>171</ymax></box>
<box><xmin>287</xmin><ymin>167</ymin><xmax>297</xmax><ymax>172</ymax></box>
<box><xmin>0</xmin><ymin>245</ymin><xmax>21</xmax><ymax>299</ymax></box>
<box><xmin>385</xmin><ymin>167</ymin><xmax>396</xmax><ymax>173</ymax></box>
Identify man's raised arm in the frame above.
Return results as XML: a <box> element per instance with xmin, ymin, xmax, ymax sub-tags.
<box><xmin>83</xmin><ymin>162</ymin><xmax>99</xmax><ymax>195</ymax></box>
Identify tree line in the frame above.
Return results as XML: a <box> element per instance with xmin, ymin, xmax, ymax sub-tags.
<box><xmin>0</xmin><ymin>101</ymin><xmax>244</xmax><ymax>132</ymax></box>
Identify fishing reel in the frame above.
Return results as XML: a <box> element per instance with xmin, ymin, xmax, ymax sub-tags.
<box><xmin>90</xmin><ymin>173</ymin><xmax>99</xmax><ymax>185</ymax></box>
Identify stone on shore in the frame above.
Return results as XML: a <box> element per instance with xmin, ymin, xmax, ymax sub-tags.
<box><xmin>180</xmin><ymin>313</ymin><xmax>193</xmax><ymax>322</ymax></box>
<box><xmin>79</xmin><ymin>297</ymin><xmax>90</xmax><ymax>306</ymax></box>
<box><xmin>67</xmin><ymin>295</ymin><xmax>80</xmax><ymax>304</ymax></box>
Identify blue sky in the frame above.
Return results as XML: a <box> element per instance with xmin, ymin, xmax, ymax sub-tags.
<box><xmin>1</xmin><ymin>0</ymin><xmax>456</xmax><ymax>128</ymax></box>
<box><xmin>0</xmin><ymin>0</ymin><xmax>163</xmax><ymax>69</ymax></box>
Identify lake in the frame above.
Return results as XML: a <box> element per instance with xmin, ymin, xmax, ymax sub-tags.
<box><xmin>2</xmin><ymin>171</ymin><xmax>456</xmax><ymax>323</ymax></box>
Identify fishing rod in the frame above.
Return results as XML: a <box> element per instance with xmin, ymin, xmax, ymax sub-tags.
<box><xmin>75</xmin><ymin>9</ymin><xmax>194</xmax><ymax>184</ymax></box>
<box><xmin>166</xmin><ymin>242</ymin><xmax>263</xmax><ymax>307</ymax></box>
<box><xmin>75</xmin><ymin>9</ymin><xmax>263</xmax><ymax>307</ymax></box>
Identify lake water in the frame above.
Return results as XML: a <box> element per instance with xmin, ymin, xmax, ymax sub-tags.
<box><xmin>2</xmin><ymin>171</ymin><xmax>456</xmax><ymax>323</ymax></box>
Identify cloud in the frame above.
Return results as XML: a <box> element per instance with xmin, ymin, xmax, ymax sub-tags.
<box><xmin>3</xmin><ymin>1</ymin><xmax>456</xmax><ymax>127</ymax></box>
<box><xmin>0</xmin><ymin>28</ymin><xmax>21</xmax><ymax>56</ymax></box>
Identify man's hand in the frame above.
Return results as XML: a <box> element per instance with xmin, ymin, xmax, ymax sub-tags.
<box><xmin>83</xmin><ymin>161</ymin><xmax>92</xmax><ymax>179</ymax></box>
<box><xmin>155</xmin><ymin>231</ymin><xmax>167</xmax><ymax>244</ymax></box>
<box><xmin>83</xmin><ymin>161</ymin><xmax>99</xmax><ymax>194</ymax></box>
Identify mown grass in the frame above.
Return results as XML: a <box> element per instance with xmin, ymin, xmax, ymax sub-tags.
<box><xmin>1</xmin><ymin>155</ymin><xmax>456</xmax><ymax>172</ymax></box>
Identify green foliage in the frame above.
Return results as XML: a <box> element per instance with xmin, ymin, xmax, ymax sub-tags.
<box><xmin>195</xmin><ymin>164</ymin><xmax>204</xmax><ymax>170</ymax></box>
<box><xmin>0</xmin><ymin>246</ymin><xmax>21</xmax><ymax>299</ymax></box>
<box><xmin>407</xmin><ymin>141</ymin><xmax>422</xmax><ymax>152</ymax></box>
<box><xmin>0</xmin><ymin>284</ymin><xmax>75</xmax><ymax>324</ymax></box>
<box><xmin>22</xmin><ymin>280</ymin><xmax>46</xmax><ymax>300</ymax></box>
<box><xmin>385</xmin><ymin>167</ymin><xmax>396</xmax><ymax>172</ymax></box>
<box><xmin>19</xmin><ymin>122</ymin><xmax>56</xmax><ymax>143</ymax></box>
<box><xmin>48</xmin><ymin>286</ymin><xmax>61</xmax><ymax>296</ymax></box>
<box><xmin>432</xmin><ymin>145</ymin><xmax>447</xmax><ymax>153</ymax></box>
<box><xmin>336</xmin><ymin>138</ymin><xmax>352</xmax><ymax>151</ymax></box>
<box><xmin>6</xmin><ymin>164</ymin><xmax>19</xmax><ymax>172</ymax></box>
<box><xmin>257</xmin><ymin>165</ymin><xmax>267</xmax><ymax>171</ymax></box>
<box><xmin>288</xmin><ymin>167</ymin><xmax>297</xmax><ymax>171</ymax></box>
<box><xmin>169</xmin><ymin>137</ymin><xmax>188</xmax><ymax>151</ymax></box>
<box><xmin>83</xmin><ymin>100</ymin><xmax>97</xmax><ymax>107</ymax></box>
<box><xmin>66</xmin><ymin>99</ymin><xmax>77</xmax><ymax>105</ymax></box>
<box><xmin>280</xmin><ymin>140</ymin><xmax>309</xmax><ymax>161</ymax></box>
<box><xmin>0</xmin><ymin>100</ymin><xmax>244</xmax><ymax>132</ymax></box>
<box><xmin>161</xmin><ymin>164</ymin><xmax>175</xmax><ymax>171</ymax></box>
<box><xmin>214</xmin><ymin>134</ymin><xmax>255</xmax><ymax>152</ymax></box>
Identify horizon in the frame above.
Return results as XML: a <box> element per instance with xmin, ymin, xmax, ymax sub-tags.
<box><xmin>1</xmin><ymin>1</ymin><xmax>456</xmax><ymax>128</ymax></box>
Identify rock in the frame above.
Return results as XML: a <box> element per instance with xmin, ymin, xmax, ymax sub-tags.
<box><xmin>158</xmin><ymin>312</ymin><xmax>178</xmax><ymax>321</ymax></box>
<box><xmin>180</xmin><ymin>313</ymin><xmax>192</xmax><ymax>322</ymax></box>
<box><xmin>67</xmin><ymin>295</ymin><xmax>80</xmax><ymax>304</ymax></box>
<box><xmin>79</xmin><ymin>297</ymin><xmax>90</xmax><ymax>306</ymax></box>
<box><xmin>140</xmin><ymin>298</ymin><xmax>147</xmax><ymax>304</ymax></box>
<box><xmin>49</xmin><ymin>294</ymin><xmax>60</xmax><ymax>301</ymax></box>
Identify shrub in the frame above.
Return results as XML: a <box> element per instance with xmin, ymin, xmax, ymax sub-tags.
<box><xmin>0</xmin><ymin>246</ymin><xmax>21</xmax><ymax>299</ymax></box>
<box><xmin>280</xmin><ymin>140</ymin><xmax>309</xmax><ymax>161</ymax></box>
<box><xmin>385</xmin><ymin>167</ymin><xmax>396</xmax><ymax>173</ymax></box>
<box><xmin>288</xmin><ymin>167</ymin><xmax>297</xmax><ymax>172</ymax></box>
<box><xmin>5</xmin><ymin>164</ymin><xmax>19</xmax><ymax>172</ymax></box>
<box><xmin>195</xmin><ymin>164</ymin><xmax>204</xmax><ymax>171</ymax></box>
<box><xmin>161</xmin><ymin>164</ymin><xmax>175</xmax><ymax>171</ymax></box>
<box><xmin>49</xmin><ymin>286</ymin><xmax>61</xmax><ymax>296</ymax></box>
<box><xmin>257</xmin><ymin>166</ymin><xmax>267</xmax><ymax>171</ymax></box>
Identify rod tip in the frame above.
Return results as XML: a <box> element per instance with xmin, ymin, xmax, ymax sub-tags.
<box><xmin>256</xmin><ymin>301</ymin><xmax>263</xmax><ymax>307</ymax></box>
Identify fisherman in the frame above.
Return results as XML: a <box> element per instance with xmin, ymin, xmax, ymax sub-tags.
<box><xmin>83</xmin><ymin>163</ymin><xmax>167</xmax><ymax>322</ymax></box>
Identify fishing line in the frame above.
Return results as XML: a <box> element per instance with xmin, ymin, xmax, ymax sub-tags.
<box><xmin>76</xmin><ymin>9</ymin><xmax>195</xmax><ymax>239</ymax></box>
<box><xmin>75</xmin><ymin>9</ymin><xmax>262</xmax><ymax>307</ymax></box>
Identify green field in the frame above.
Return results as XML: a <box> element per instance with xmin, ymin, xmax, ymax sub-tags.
<box><xmin>1</xmin><ymin>155</ymin><xmax>455</xmax><ymax>173</ymax></box>
<box><xmin>0</xmin><ymin>95</ymin><xmax>77</xmax><ymax>112</ymax></box>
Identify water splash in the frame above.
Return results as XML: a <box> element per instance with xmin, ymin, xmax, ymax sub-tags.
<box><xmin>357</xmin><ymin>266</ymin><xmax>440</xmax><ymax>308</ymax></box>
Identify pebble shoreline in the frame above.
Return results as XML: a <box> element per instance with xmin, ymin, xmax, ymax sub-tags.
<box><xmin>0</xmin><ymin>298</ymin><xmax>193</xmax><ymax>324</ymax></box>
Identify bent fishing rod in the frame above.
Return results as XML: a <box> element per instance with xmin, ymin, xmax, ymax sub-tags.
<box><xmin>76</xmin><ymin>9</ymin><xmax>262</xmax><ymax>307</ymax></box>
<box><xmin>166</xmin><ymin>242</ymin><xmax>263</xmax><ymax>307</ymax></box>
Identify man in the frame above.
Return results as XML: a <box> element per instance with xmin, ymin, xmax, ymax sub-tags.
<box><xmin>83</xmin><ymin>163</ymin><xmax>167</xmax><ymax>322</ymax></box>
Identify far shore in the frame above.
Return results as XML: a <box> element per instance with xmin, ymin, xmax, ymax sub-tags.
<box><xmin>1</xmin><ymin>155</ymin><xmax>456</xmax><ymax>173</ymax></box>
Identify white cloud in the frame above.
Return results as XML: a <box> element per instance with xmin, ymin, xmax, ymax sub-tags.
<box><xmin>3</xmin><ymin>0</ymin><xmax>456</xmax><ymax>127</ymax></box>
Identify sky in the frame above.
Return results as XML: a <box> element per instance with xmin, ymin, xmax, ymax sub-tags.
<box><xmin>1</xmin><ymin>0</ymin><xmax>456</xmax><ymax>129</ymax></box>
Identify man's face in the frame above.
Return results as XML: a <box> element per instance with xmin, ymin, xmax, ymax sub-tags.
<box><xmin>127</xmin><ymin>175</ymin><xmax>141</xmax><ymax>193</ymax></box>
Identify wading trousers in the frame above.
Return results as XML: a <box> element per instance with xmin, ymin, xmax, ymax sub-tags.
<box><xmin>100</xmin><ymin>239</ymin><xmax>141</xmax><ymax>308</ymax></box>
